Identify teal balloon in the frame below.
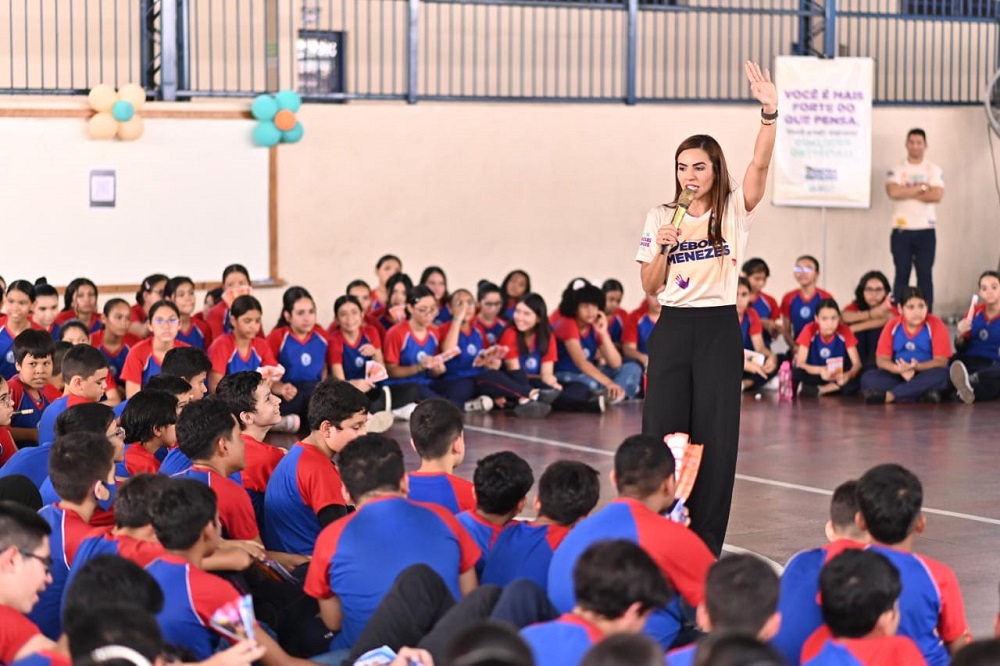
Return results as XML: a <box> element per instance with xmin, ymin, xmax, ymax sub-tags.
<box><xmin>281</xmin><ymin>122</ymin><xmax>304</xmax><ymax>144</ymax></box>
<box><xmin>111</xmin><ymin>100</ymin><xmax>135</xmax><ymax>122</ymax></box>
<box><xmin>274</xmin><ymin>90</ymin><xmax>302</xmax><ymax>113</ymax></box>
<box><xmin>251</xmin><ymin>94</ymin><xmax>279</xmax><ymax>121</ymax></box>
<box><xmin>253</xmin><ymin>121</ymin><xmax>282</xmax><ymax>147</ymax></box>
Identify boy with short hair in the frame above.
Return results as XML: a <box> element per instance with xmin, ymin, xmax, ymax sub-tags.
<box><xmin>773</xmin><ymin>479</ymin><xmax>869</xmax><ymax>666</ymax></box>
<box><xmin>801</xmin><ymin>549</ymin><xmax>924</xmax><ymax>664</ymax></box>
<box><xmin>263</xmin><ymin>379</ymin><xmax>370</xmax><ymax>555</ymax></box>
<box><xmin>7</xmin><ymin>330</ymin><xmax>59</xmax><ymax>444</ymax></box>
<box><xmin>144</xmin><ymin>373</ymin><xmax>196</xmax><ymax>411</ymax></box>
<box><xmin>741</xmin><ymin>258</ymin><xmax>781</xmax><ymax>344</ymax></box>
<box><xmin>855</xmin><ymin>463</ymin><xmax>970</xmax><ymax>665</ymax></box>
<box><xmin>31</xmin><ymin>432</ymin><xmax>114</xmax><ymax>639</ymax></box>
<box><xmin>46</xmin><ymin>342</ymin><xmax>72</xmax><ymax>394</ymax></box>
<box><xmin>482</xmin><ymin>460</ymin><xmax>600</xmax><ymax>591</ymax></box>
<box><xmin>0</xmin><ymin>500</ymin><xmax>56</xmax><ymax>664</ymax></box>
<box><xmin>456</xmin><ymin>451</ymin><xmax>534</xmax><ymax>574</ymax></box>
<box><xmin>780</xmin><ymin>255</ymin><xmax>834</xmax><ymax>350</ymax></box>
<box><xmin>118</xmin><ymin>390</ymin><xmax>178</xmax><ymax>477</ymax></box>
<box><xmin>305</xmin><ymin>433</ymin><xmax>480</xmax><ymax>652</ymax></box>
<box><xmin>666</xmin><ymin>554</ymin><xmax>781</xmax><ymax>666</ymax></box>
<box><xmin>522</xmin><ymin>540</ymin><xmax>671</xmax><ymax>666</ymax></box>
<box><xmin>36</xmin><ymin>345</ymin><xmax>110</xmax><ymax>445</ymax></box>
<box><xmin>407</xmin><ymin>399</ymin><xmax>475</xmax><ymax>513</ymax></box>
<box><xmin>160</xmin><ymin>346</ymin><xmax>212</xmax><ymax>401</ymax></box>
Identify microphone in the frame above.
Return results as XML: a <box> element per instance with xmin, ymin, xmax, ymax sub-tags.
<box><xmin>660</xmin><ymin>187</ymin><xmax>697</xmax><ymax>255</ymax></box>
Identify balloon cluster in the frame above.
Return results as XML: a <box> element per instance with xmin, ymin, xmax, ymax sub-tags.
<box><xmin>87</xmin><ymin>84</ymin><xmax>146</xmax><ymax>141</ymax></box>
<box><xmin>251</xmin><ymin>90</ymin><xmax>304</xmax><ymax>147</ymax></box>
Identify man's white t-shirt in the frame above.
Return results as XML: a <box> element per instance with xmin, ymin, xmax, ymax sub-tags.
<box><xmin>886</xmin><ymin>159</ymin><xmax>944</xmax><ymax>231</ymax></box>
<box><xmin>635</xmin><ymin>187</ymin><xmax>755</xmax><ymax>308</ymax></box>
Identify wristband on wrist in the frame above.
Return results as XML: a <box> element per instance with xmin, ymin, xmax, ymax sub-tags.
<box><xmin>761</xmin><ymin>108</ymin><xmax>779</xmax><ymax>121</ymax></box>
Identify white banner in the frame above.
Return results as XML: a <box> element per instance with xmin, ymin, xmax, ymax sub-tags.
<box><xmin>773</xmin><ymin>56</ymin><xmax>874</xmax><ymax>208</ymax></box>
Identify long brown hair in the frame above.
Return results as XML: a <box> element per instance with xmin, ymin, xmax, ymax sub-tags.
<box><xmin>671</xmin><ymin>134</ymin><xmax>731</xmax><ymax>256</ymax></box>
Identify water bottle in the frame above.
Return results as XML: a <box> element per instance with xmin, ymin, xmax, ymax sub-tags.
<box><xmin>778</xmin><ymin>360</ymin><xmax>793</xmax><ymax>402</ymax></box>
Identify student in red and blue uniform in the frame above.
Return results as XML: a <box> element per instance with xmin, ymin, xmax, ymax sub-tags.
<box><xmin>120</xmin><ymin>301</ymin><xmax>189</xmax><ymax>399</ymax></box>
<box><xmin>861</xmin><ymin>287</ymin><xmax>951</xmax><ymax>404</ymax></box>
<box><xmin>853</xmin><ymin>464</ymin><xmax>970</xmax><ymax>665</ymax></box>
<box><xmin>91</xmin><ymin>299</ymin><xmax>141</xmax><ymax>388</ymax></box>
<box><xmin>630</xmin><ymin>292</ymin><xmax>662</xmax><ymax>361</ymax></box>
<box><xmin>500</xmin><ymin>270</ymin><xmax>531</xmax><ymax>321</ymax></box>
<box><xmin>383</xmin><ymin>286</ymin><xmax>452</xmax><ymax>400</ymax></box>
<box><xmin>420</xmin><ymin>266</ymin><xmax>453</xmax><ymax>326</ymax></box>
<box><xmin>117</xmin><ymin>390</ymin><xmax>177</xmax><ymax>478</ymax></box>
<box><xmin>128</xmin><ymin>274</ymin><xmax>168</xmax><ymax>339</ymax></box>
<box><xmin>206</xmin><ymin>264</ymin><xmax>253</xmax><ymax>341</ymax></box>
<box><xmin>146</xmin><ymin>478</ymin><xmax>314</xmax><ymax>666</ymax></box>
<box><xmin>794</xmin><ymin>299</ymin><xmax>862</xmax><ymax>397</ymax></box>
<box><xmin>772</xmin><ymin>480</ymin><xmax>869</xmax><ymax>666</ymax></box>
<box><xmin>6</xmin><ymin>331</ymin><xmax>59</xmax><ymax>445</ymax></box>
<box><xmin>950</xmin><ymin>271</ymin><xmax>1000</xmax><ymax>403</ymax></box>
<box><xmin>800</xmin><ymin>549</ymin><xmax>925</xmax><ymax>666</ymax></box>
<box><xmin>328</xmin><ymin>294</ymin><xmax>393</xmax><ymax>409</ymax></box>
<box><xmin>522</xmin><ymin>540</ymin><xmax>671</xmax><ymax>666</ymax></box>
<box><xmin>267</xmin><ymin>287</ymin><xmax>328</xmax><ymax>419</ymax></box>
<box><xmin>736</xmin><ymin>279</ymin><xmax>778</xmax><ymax>393</ymax></box>
<box><xmin>54</xmin><ymin>278</ymin><xmax>102</xmax><ymax>335</ymax></box>
<box><xmin>456</xmin><ymin>451</ymin><xmax>534</xmax><ymax>576</ymax></box>
<box><xmin>0</xmin><ymin>376</ymin><xmax>18</xmax><ymax>467</ymax></box>
<box><xmin>29</xmin><ymin>282</ymin><xmax>62</xmax><ymax>343</ymax></box>
<box><xmin>0</xmin><ymin>281</ymin><xmax>37</xmax><ymax>380</ymax></box>
<box><xmin>780</xmin><ymin>255</ymin><xmax>835</xmax><ymax>350</ymax></box>
<box><xmin>165</xmin><ymin>276</ymin><xmax>212</xmax><ymax>350</ymax></box>
<box><xmin>340</xmin><ymin>279</ymin><xmax>389</xmax><ymax>339</ymax></box>
<box><xmin>370</xmin><ymin>254</ymin><xmax>403</xmax><ymax>316</ymax></box>
<box><xmin>0</xmin><ymin>502</ymin><xmax>56</xmax><ymax>665</ymax></box>
<box><xmin>263</xmin><ymin>380</ymin><xmax>370</xmax><ymax>555</ymax></box>
<box><xmin>208</xmin><ymin>295</ymin><xmax>278</xmax><ymax>390</ymax></box>
<box><xmin>36</xmin><ymin>345</ymin><xmax>110</xmax><ymax>447</ymax></box>
<box><xmin>482</xmin><ymin>460</ymin><xmax>599</xmax><ymax>591</ymax></box>
<box><xmin>842</xmin><ymin>271</ymin><xmax>897</xmax><ymax>372</ymax></box>
<box><xmin>475</xmin><ymin>281</ymin><xmax>507</xmax><ymax>345</ymax></box>
<box><xmin>31</xmin><ymin>432</ymin><xmax>115</xmax><ymax>639</ymax></box>
<box><xmin>375</xmin><ymin>273</ymin><xmax>414</xmax><ymax>333</ymax></box>
<box><xmin>742</xmin><ymin>258</ymin><xmax>782</xmax><ymax>347</ymax></box>
<box><xmin>602</xmin><ymin>279</ymin><xmax>646</xmax><ymax>374</ymax></box>
<box><xmin>548</xmin><ymin>435</ymin><xmax>714</xmax><ymax>649</ymax></box>
<box><xmin>305</xmin><ymin>433</ymin><xmax>480</xmax><ymax>651</ymax></box>
<box><xmin>407</xmin><ymin>399</ymin><xmax>476</xmax><ymax>514</ymax></box>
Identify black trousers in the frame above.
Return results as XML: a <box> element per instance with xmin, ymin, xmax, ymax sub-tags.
<box><xmin>642</xmin><ymin>305</ymin><xmax>743</xmax><ymax>556</ymax></box>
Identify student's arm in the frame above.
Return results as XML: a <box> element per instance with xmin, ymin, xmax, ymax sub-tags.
<box><xmin>330</xmin><ymin>364</ymin><xmax>372</xmax><ymax>392</ymax></box>
<box><xmin>751</xmin><ymin>333</ymin><xmax>777</xmax><ymax>374</ymax></box>
<box><xmin>316</xmin><ymin>595</ymin><xmax>344</xmax><ymax>632</ymax></box>
<box><xmin>915</xmin><ymin>356</ymin><xmax>948</xmax><ymax>372</ymax></box>
<box><xmin>386</xmin><ymin>360</ymin><xmax>430</xmax><ymax>379</ymax></box>
<box><xmin>621</xmin><ymin>342</ymin><xmax>648</xmax><ymax>369</ymax></box>
<box><xmin>503</xmin><ymin>357</ymin><xmax>521</xmax><ymax>372</ymax></box>
<box><xmin>263</xmin><ymin>547</ymin><xmax>311</xmax><ymax>571</ymax></box>
<box><xmin>439</xmin><ymin>321</ymin><xmax>463</xmax><ymax>354</ymax></box>
<box><xmin>875</xmin><ymin>355</ymin><xmax>900</xmax><ymax>374</ymax></box>
<box><xmin>203</xmin><ymin>546</ymin><xmax>253</xmax><ymax>572</ymax></box>
<box><xmin>781</xmin><ymin>316</ymin><xmax>795</xmax><ymax>350</ymax></box>
<box><xmin>539</xmin><ymin>361</ymin><xmax>561</xmax><ymax>389</ymax></box>
<box><xmin>459</xmin><ymin>568</ymin><xmax>478</xmax><ymax>596</ymax></box>
<box><xmin>563</xmin><ymin>339</ymin><xmax>619</xmax><ymax>389</ymax></box>
<box><xmin>318</xmin><ymin>503</ymin><xmax>349</xmax><ymax>528</ymax></box>
<box><xmin>196</xmin><ymin>639</ymin><xmax>267</xmax><ymax>666</ymax></box>
<box><xmin>208</xmin><ymin>370</ymin><xmax>224</xmax><ymax>394</ymax></box>
<box><xmin>125</xmin><ymin>380</ymin><xmax>142</xmax><ymax>399</ymax></box>
<box><xmin>794</xmin><ymin>344</ymin><xmax>824</xmax><ymax>376</ymax></box>
<box><xmin>254</xmin><ymin>625</ymin><xmax>321</xmax><ymax>666</ymax></box>
<box><xmin>594</xmin><ymin>314</ymin><xmax>622</xmax><ymax>369</ymax></box>
<box><xmin>836</xmin><ymin>347</ymin><xmax>863</xmax><ymax>386</ymax></box>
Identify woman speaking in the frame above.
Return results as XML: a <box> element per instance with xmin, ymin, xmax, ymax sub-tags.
<box><xmin>635</xmin><ymin>61</ymin><xmax>777</xmax><ymax>555</ymax></box>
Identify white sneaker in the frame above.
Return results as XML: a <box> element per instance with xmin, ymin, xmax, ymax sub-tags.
<box><xmin>367</xmin><ymin>411</ymin><xmax>394</xmax><ymax>433</ymax></box>
<box><xmin>950</xmin><ymin>362</ymin><xmax>975</xmax><ymax>404</ymax></box>
<box><xmin>762</xmin><ymin>376</ymin><xmax>780</xmax><ymax>392</ymax></box>
<box><xmin>271</xmin><ymin>414</ymin><xmax>301</xmax><ymax>433</ymax></box>
<box><xmin>391</xmin><ymin>402</ymin><xmax>418</xmax><ymax>421</ymax></box>
<box><xmin>381</xmin><ymin>386</ymin><xmax>392</xmax><ymax>413</ymax></box>
<box><xmin>463</xmin><ymin>396</ymin><xmax>494</xmax><ymax>413</ymax></box>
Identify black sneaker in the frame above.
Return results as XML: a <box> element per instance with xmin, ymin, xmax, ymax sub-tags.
<box><xmin>863</xmin><ymin>390</ymin><xmax>886</xmax><ymax>405</ymax></box>
<box><xmin>920</xmin><ymin>390</ymin><xmax>943</xmax><ymax>404</ymax></box>
<box><xmin>514</xmin><ymin>400</ymin><xmax>552</xmax><ymax>418</ymax></box>
<box><xmin>537</xmin><ymin>388</ymin><xmax>562</xmax><ymax>404</ymax></box>
<box><xmin>798</xmin><ymin>383</ymin><xmax>820</xmax><ymax>398</ymax></box>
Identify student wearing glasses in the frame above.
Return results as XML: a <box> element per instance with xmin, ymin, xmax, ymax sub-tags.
<box><xmin>474</xmin><ymin>281</ymin><xmax>507</xmax><ymax>345</ymax></box>
<box><xmin>0</xmin><ymin>500</ymin><xmax>56</xmax><ymax>664</ymax></box>
<box><xmin>779</xmin><ymin>255</ymin><xmax>834</xmax><ymax>353</ymax></box>
<box><xmin>121</xmin><ymin>301</ymin><xmax>190</xmax><ymax>398</ymax></box>
<box><xmin>841</xmin><ymin>271</ymin><xmax>896</xmax><ymax>371</ymax></box>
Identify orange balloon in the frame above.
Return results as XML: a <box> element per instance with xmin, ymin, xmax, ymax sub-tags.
<box><xmin>274</xmin><ymin>109</ymin><xmax>297</xmax><ymax>132</ymax></box>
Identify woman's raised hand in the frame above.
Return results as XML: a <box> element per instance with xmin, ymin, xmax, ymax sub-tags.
<box><xmin>745</xmin><ymin>60</ymin><xmax>777</xmax><ymax>111</ymax></box>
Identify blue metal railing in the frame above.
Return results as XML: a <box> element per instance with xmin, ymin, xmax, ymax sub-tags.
<box><xmin>1</xmin><ymin>0</ymin><xmax>998</xmax><ymax>105</ymax></box>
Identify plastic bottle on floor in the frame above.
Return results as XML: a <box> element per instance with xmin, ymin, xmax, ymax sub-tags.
<box><xmin>778</xmin><ymin>360</ymin><xmax>793</xmax><ymax>403</ymax></box>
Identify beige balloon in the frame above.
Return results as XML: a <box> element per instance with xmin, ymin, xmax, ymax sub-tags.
<box><xmin>117</xmin><ymin>117</ymin><xmax>145</xmax><ymax>141</ymax></box>
<box><xmin>88</xmin><ymin>84</ymin><xmax>118</xmax><ymax>112</ymax></box>
<box><xmin>87</xmin><ymin>112</ymin><xmax>118</xmax><ymax>140</ymax></box>
<box><xmin>118</xmin><ymin>83</ymin><xmax>147</xmax><ymax>109</ymax></box>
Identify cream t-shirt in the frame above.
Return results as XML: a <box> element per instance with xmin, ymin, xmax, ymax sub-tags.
<box><xmin>886</xmin><ymin>159</ymin><xmax>944</xmax><ymax>230</ymax></box>
<box><xmin>635</xmin><ymin>187</ymin><xmax>755</xmax><ymax>307</ymax></box>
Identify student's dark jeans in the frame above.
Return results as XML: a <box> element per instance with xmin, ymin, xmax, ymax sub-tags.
<box><xmin>891</xmin><ymin>229</ymin><xmax>936</xmax><ymax>310</ymax></box>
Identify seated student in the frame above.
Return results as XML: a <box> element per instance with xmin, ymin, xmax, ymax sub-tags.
<box><xmin>953</xmin><ymin>640</ymin><xmax>1000</xmax><ymax>666</ymax></box>
<box><xmin>628</xmin><ymin>288</ymin><xmax>664</xmax><ymax>373</ymax></box>
<box><xmin>742</xmin><ymin>258</ymin><xmax>782</xmax><ymax>346</ymax></box>
<box><xmin>736</xmin><ymin>278</ymin><xmax>778</xmax><ymax>393</ymax></box>
<box><xmin>371</xmin><ymin>254</ymin><xmax>403</xmax><ymax>315</ymax></box>
<box><xmin>266</xmin><ymin>287</ymin><xmax>327</xmax><ymax>419</ymax></box>
<box><xmin>129</xmin><ymin>274</ymin><xmax>169</xmax><ymax>339</ymax></box>
<box><xmin>801</xmin><ymin>550</ymin><xmax>924</xmax><ymax>665</ymax></box>
<box><xmin>195</xmin><ymin>286</ymin><xmax>223</xmax><ymax>327</ymax></box>
<box><xmin>407</xmin><ymin>399</ymin><xmax>476</xmax><ymax>513</ymax></box>
<box><xmin>842</xmin><ymin>271</ymin><xmax>896</xmax><ymax>371</ymax></box>
<box><xmin>343</xmin><ymin>279</ymin><xmax>388</xmax><ymax>338</ymax></box>
<box><xmin>950</xmin><ymin>270</ymin><xmax>1000</xmax><ymax>404</ymax></box>
<box><xmin>377</xmin><ymin>273</ymin><xmax>414</xmax><ymax>332</ymax></box>
<box><xmin>853</xmin><ymin>464</ymin><xmax>971</xmax><ymax>664</ymax></box>
<box><xmin>90</xmin><ymin>299</ymin><xmax>141</xmax><ymax>390</ymax></box>
<box><xmin>475</xmin><ymin>281</ymin><xmax>507</xmax><ymax>346</ymax></box>
<box><xmin>215</xmin><ymin>371</ymin><xmax>287</xmax><ymax>531</ymax></box>
<box><xmin>46</xmin><ymin>342</ymin><xmax>72</xmax><ymax>395</ymax></box>
<box><xmin>860</xmin><ymin>287</ymin><xmax>951</xmax><ymax>404</ymax></box>
<box><xmin>457</xmin><ymin>451</ymin><xmax>535</xmax><ymax>575</ymax></box>
<box><xmin>666</xmin><ymin>554</ymin><xmax>781</xmax><ymax>666</ymax></box>
<box><xmin>0</xmin><ymin>501</ymin><xmax>56</xmax><ymax>665</ymax></box>
<box><xmin>118</xmin><ymin>390</ymin><xmax>178</xmax><ymax>477</ymax></box>
<box><xmin>772</xmin><ymin>479</ymin><xmax>869</xmax><ymax>666</ymax></box>
<box><xmin>120</xmin><ymin>301</ymin><xmax>189</xmax><ymax>399</ymax></box>
<box><xmin>794</xmin><ymin>299</ymin><xmax>862</xmax><ymax>397</ymax></box>
<box><xmin>420</xmin><ymin>266</ymin><xmax>453</xmax><ymax>325</ymax></box>
<box><xmin>7</xmin><ymin>330</ymin><xmax>60</xmax><ymax>444</ymax></box>
<box><xmin>552</xmin><ymin>280</ymin><xmax>642</xmax><ymax>403</ymax></box>
<box><xmin>383</xmin><ymin>286</ymin><xmax>452</xmax><ymax>397</ymax></box>
<box><xmin>601</xmin><ymin>279</ymin><xmax>642</xmax><ymax>366</ymax></box>
<box><xmin>582</xmin><ymin>634</ymin><xmax>663</xmax><ymax>666</ymax></box>
<box><xmin>1</xmin><ymin>281</ymin><xmax>38</xmax><ymax>380</ymax></box>
<box><xmin>146</xmin><ymin>479</ymin><xmax>315</xmax><ymax>665</ymax></box>
<box><xmin>32</xmin><ymin>432</ymin><xmax>116</xmax><ymax>639</ymax></box>
<box><xmin>694</xmin><ymin>633</ymin><xmax>785</xmax><ymax>666</ymax></box>
<box><xmin>206</xmin><ymin>263</ymin><xmax>254</xmax><ymax>341</ymax></box>
<box><xmin>305</xmin><ymin>433</ymin><xmax>480</xmax><ymax>652</ymax></box>
<box><xmin>160</xmin><ymin>346</ymin><xmax>212</xmax><ymax>401</ymax></box>
<box><xmin>30</xmin><ymin>281</ymin><xmax>62</xmax><ymax>341</ymax></box>
<box><xmin>500</xmin><ymin>270</ymin><xmax>531</xmax><ymax>320</ymax></box>
<box><xmin>780</xmin><ymin>255</ymin><xmax>834</xmax><ymax>351</ymax></box>
<box><xmin>522</xmin><ymin>540</ymin><xmax>671</xmax><ymax>666</ymax></box>
<box><xmin>263</xmin><ymin>380</ymin><xmax>369</xmax><ymax>555</ymax></box>
<box><xmin>57</xmin><ymin>321</ymin><xmax>89</xmax><ymax>347</ymax></box>
<box><xmin>549</xmin><ymin>434</ymin><xmax>714</xmax><ymax>649</ymax></box>
<box><xmin>138</xmin><ymin>375</ymin><xmax>196</xmax><ymax>475</ymax></box>
<box><xmin>37</xmin><ymin>345</ymin><xmax>110</xmax><ymax>445</ymax></box>
<box><xmin>54</xmin><ymin>278</ymin><xmax>101</xmax><ymax>335</ymax></box>
<box><xmin>65</xmin><ymin>607</ymin><xmax>164</xmax><ymax>666</ymax></box>
<box><xmin>164</xmin><ymin>276</ymin><xmax>212</xmax><ymax>350</ymax></box>
<box><xmin>0</xmin><ymin>376</ymin><xmax>18</xmax><ymax>468</ymax></box>
<box><xmin>482</xmin><ymin>460</ymin><xmax>600</xmax><ymax>591</ymax></box>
